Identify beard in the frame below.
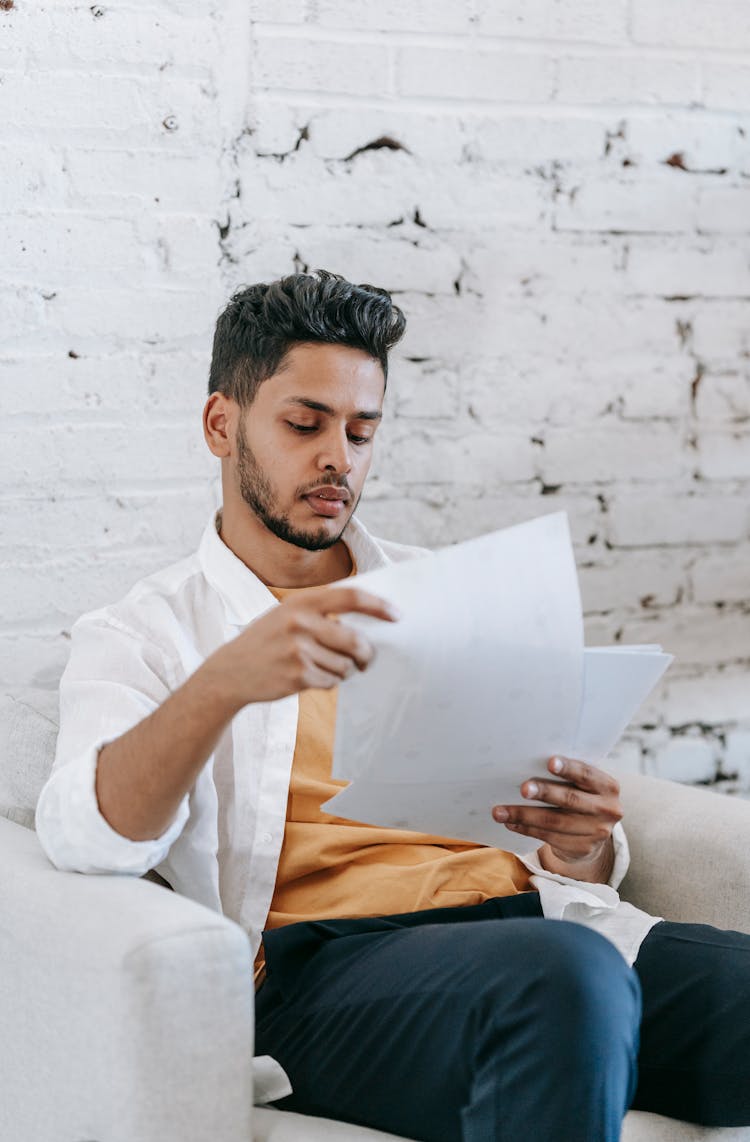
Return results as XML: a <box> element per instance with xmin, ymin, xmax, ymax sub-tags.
<box><xmin>236</xmin><ymin>421</ymin><xmax>357</xmax><ymax>551</ymax></box>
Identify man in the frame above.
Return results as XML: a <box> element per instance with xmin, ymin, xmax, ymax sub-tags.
<box><xmin>36</xmin><ymin>271</ymin><xmax>750</xmax><ymax>1141</ymax></box>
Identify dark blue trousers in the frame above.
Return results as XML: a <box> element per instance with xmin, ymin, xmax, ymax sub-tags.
<box><xmin>255</xmin><ymin>894</ymin><xmax>750</xmax><ymax>1142</ymax></box>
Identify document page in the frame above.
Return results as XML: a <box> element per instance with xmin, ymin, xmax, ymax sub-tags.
<box><xmin>323</xmin><ymin>512</ymin><xmax>672</xmax><ymax>854</ymax></box>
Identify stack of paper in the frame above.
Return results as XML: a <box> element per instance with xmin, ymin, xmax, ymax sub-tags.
<box><xmin>323</xmin><ymin>513</ymin><xmax>671</xmax><ymax>854</ymax></box>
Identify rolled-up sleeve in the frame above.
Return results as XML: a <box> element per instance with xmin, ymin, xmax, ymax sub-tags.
<box><xmin>35</xmin><ymin>612</ymin><xmax>190</xmax><ymax>875</ymax></box>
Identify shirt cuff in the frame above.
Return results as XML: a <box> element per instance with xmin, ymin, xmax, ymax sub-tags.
<box><xmin>35</xmin><ymin>740</ymin><xmax>189</xmax><ymax>876</ymax></box>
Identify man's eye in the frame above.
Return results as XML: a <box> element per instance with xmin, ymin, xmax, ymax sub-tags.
<box><xmin>348</xmin><ymin>434</ymin><xmax>372</xmax><ymax>445</ymax></box>
<box><xmin>287</xmin><ymin>422</ymin><xmax>316</xmax><ymax>434</ymax></box>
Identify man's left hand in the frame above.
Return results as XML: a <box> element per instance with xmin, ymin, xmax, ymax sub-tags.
<box><xmin>491</xmin><ymin>757</ymin><xmax>623</xmax><ymax>884</ymax></box>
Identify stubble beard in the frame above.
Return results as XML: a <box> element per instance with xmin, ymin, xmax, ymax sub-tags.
<box><xmin>236</xmin><ymin>421</ymin><xmax>357</xmax><ymax>552</ymax></box>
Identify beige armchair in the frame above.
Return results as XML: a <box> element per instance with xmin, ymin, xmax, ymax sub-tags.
<box><xmin>1</xmin><ymin>690</ymin><xmax>749</xmax><ymax>1142</ymax></box>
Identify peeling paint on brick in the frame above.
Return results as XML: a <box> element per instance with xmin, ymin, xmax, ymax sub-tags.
<box><xmin>343</xmin><ymin>136</ymin><xmax>410</xmax><ymax>162</ymax></box>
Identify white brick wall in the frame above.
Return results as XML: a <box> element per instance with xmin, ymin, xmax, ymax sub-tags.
<box><xmin>3</xmin><ymin>0</ymin><xmax>750</xmax><ymax>795</ymax></box>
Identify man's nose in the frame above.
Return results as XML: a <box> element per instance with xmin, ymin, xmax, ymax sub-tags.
<box><xmin>318</xmin><ymin>428</ymin><xmax>353</xmax><ymax>473</ymax></box>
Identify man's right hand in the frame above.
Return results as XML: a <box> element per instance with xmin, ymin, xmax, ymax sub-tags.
<box><xmin>205</xmin><ymin>585</ymin><xmax>400</xmax><ymax>709</ymax></box>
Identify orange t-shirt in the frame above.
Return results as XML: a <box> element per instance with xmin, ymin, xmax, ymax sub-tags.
<box><xmin>255</xmin><ymin>559</ymin><xmax>533</xmax><ymax>981</ymax></box>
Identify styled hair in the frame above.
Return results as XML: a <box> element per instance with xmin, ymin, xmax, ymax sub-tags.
<box><xmin>208</xmin><ymin>269</ymin><xmax>407</xmax><ymax>406</ymax></box>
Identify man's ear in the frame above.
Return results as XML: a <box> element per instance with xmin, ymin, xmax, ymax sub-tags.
<box><xmin>203</xmin><ymin>392</ymin><xmax>236</xmax><ymax>458</ymax></box>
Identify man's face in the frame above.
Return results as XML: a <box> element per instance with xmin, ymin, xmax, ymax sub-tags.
<box><xmin>234</xmin><ymin>342</ymin><xmax>385</xmax><ymax>551</ymax></box>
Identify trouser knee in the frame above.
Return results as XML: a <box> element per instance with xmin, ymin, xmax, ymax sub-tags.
<box><xmin>472</xmin><ymin>920</ymin><xmax>642</xmax><ymax>1067</ymax></box>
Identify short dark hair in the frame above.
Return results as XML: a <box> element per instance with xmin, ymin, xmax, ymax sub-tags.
<box><xmin>208</xmin><ymin>269</ymin><xmax>407</xmax><ymax>406</ymax></box>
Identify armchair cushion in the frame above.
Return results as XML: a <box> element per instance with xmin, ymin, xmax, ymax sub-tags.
<box><xmin>0</xmin><ymin>689</ymin><xmax>58</xmax><ymax>828</ymax></box>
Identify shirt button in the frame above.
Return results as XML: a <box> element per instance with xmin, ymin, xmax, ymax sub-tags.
<box><xmin>261</xmin><ymin>832</ymin><xmax>273</xmax><ymax>845</ymax></box>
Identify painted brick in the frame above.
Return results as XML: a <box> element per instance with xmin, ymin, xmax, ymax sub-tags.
<box><xmin>314</xmin><ymin>0</ymin><xmax>474</xmax><ymax>34</ymax></box>
<box><xmin>702</xmin><ymin>62</ymin><xmax>750</xmax><ymax>113</ymax></box>
<box><xmin>622</xmin><ymin>607</ymin><xmax>750</xmax><ymax>669</ymax></box>
<box><xmin>250</xmin><ymin>0</ymin><xmax>309</xmax><ymax>22</ymax></box>
<box><xmin>390</xmin><ymin>358</ymin><xmax>461</xmax><ymax>420</ymax></box>
<box><xmin>407</xmin><ymin>172</ymin><xmax>549</xmax><ymax>232</ymax></box>
<box><xmin>395</xmin><ymin>294</ymin><xmax>506</xmax><ymax>362</ymax></box>
<box><xmin>626</xmin><ymin>115</ymin><xmax>744</xmax><ymax>175</ymax></box>
<box><xmin>615</xmin><ymin>360</ymin><xmax>694</xmax><ymax>421</ymax></box>
<box><xmin>691</xmin><ymin>547</ymin><xmax>750</xmax><ymax>605</ymax></box>
<box><xmin>1</xmin><ymin>214</ymin><xmax>143</xmax><ymax>285</ymax></box>
<box><xmin>253</xmin><ymin>34</ymin><xmax>391</xmax><ymax>98</ymax></box>
<box><xmin>0</xmin><ymin>287</ymin><xmax>46</xmax><ymax>350</ymax></box>
<box><xmin>303</xmin><ymin>105</ymin><xmax>469</xmax><ymax>163</ymax></box>
<box><xmin>692</xmin><ymin>302</ymin><xmax>750</xmax><ymax>364</ymax></box>
<box><xmin>136</xmin><ymin>214</ymin><xmax>221</xmax><ymax>280</ymax></box>
<box><xmin>1</xmin><ymin>351</ymin><xmax>209</xmax><ymax>419</ymax></box>
<box><xmin>25</xmin><ymin>6</ymin><xmax>218</xmax><ymax>73</ymax></box>
<box><xmin>646</xmin><ymin>736</ymin><xmax>717</xmax><ymax>784</ymax></box>
<box><xmin>462</xmin><ymin>236</ymin><xmax>617</xmax><ymax>298</ymax></box>
<box><xmin>0</xmin><ymin>422</ymin><xmax>215</xmax><ymax>493</ymax></box>
<box><xmin>632</xmin><ymin>0</ymin><xmax>750</xmax><ymax>51</ymax></box>
<box><xmin>556</xmin><ymin>55</ymin><xmax>698</xmax><ymax>107</ymax></box>
<box><xmin>661</xmin><ymin>672</ymin><xmax>750</xmax><ymax>727</ymax></box>
<box><xmin>0</xmin><ymin>146</ymin><xmax>66</xmax><ymax>213</ymax></box>
<box><xmin>378</xmin><ymin>427</ymin><xmax>537</xmax><ymax>489</ymax></box>
<box><xmin>476</xmin><ymin>0</ymin><xmax>628</xmax><ymax>45</ymax></box>
<box><xmin>0</xmin><ymin>489</ymin><xmax>216</xmax><ymax>564</ymax></box>
<box><xmin>694</xmin><ymin>373</ymin><xmax>750</xmax><ymax>423</ymax></box>
<box><xmin>466</xmin><ymin>114</ymin><xmax>604</xmax><ymax>164</ymax></box>
<box><xmin>578</xmin><ymin>551</ymin><xmax>686</xmax><ymax>614</ymax></box>
<box><xmin>358</xmin><ymin>490</ymin><xmax>603</xmax><ymax>550</ymax></box>
<box><xmin>3</xmin><ymin>72</ymin><xmax>222</xmax><ymax>148</ymax></box>
<box><xmin>221</xmin><ymin>232</ymin><xmax>299</xmax><ymax>283</ymax></box>
<box><xmin>697</xmin><ymin>431</ymin><xmax>750</xmax><ymax>481</ymax></box>
<box><xmin>396</xmin><ymin>46</ymin><xmax>556</xmax><ymax>103</ymax></box>
<box><xmin>234</xmin><ymin>149</ymin><xmax>414</xmax><ymax>228</ymax></box>
<box><xmin>607</xmin><ymin>494</ymin><xmax>749</xmax><ymax>547</ymax></box>
<box><xmin>697</xmin><ymin>186</ymin><xmax>750</xmax><ymax>236</ymax></box>
<box><xmin>541</xmin><ymin>424</ymin><xmax>689</xmax><ymax>485</ymax></box>
<box><xmin>624</xmin><ymin>240</ymin><xmax>750</xmax><ymax>299</ymax></box>
<box><xmin>295</xmin><ymin>230</ymin><xmax>463</xmax><ymax>295</ymax></box>
<box><xmin>51</xmin><ymin>285</ymin><xmax>221</xmax><ymax>346</ymax></box>
<box><xmin>555</xmin><ymin>173</ymin><xmax>696</xmax><ymax>234</ymax></box>
<box><xmin>64</xmin><ymin>149</ymin><xmax>224</xmax><ymax>213</ymax></box>
<box><xmin>457</xmin><ymin>354</ymin><xmax>690</xmax><ymax>428</ymax></box>
<box><xmin>723</xmin><ymin>731</ymin><xmax>750</xmax><ymax>785</ymax></box>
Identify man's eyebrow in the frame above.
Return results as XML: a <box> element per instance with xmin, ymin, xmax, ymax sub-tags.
<box><xmin>284</xmin><ymin>397</ymin><xmax>382</xmax><ymax>421</ymax></box>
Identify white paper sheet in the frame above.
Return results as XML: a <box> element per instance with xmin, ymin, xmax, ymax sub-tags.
<box><xmin>572</xmin><ymin>647</ymin><xmax>672</xmax><ymax>762</ymax></box>
<box><xmin>322</xmin><ymin>512</ymin><xmax>672</xmax><ymax>854</ymax></box>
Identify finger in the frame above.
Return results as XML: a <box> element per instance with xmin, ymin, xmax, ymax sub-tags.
<box><xmin>501</xmin><ymin>821</ymin><xmax>603</xmax><ymax>856</ymax></box>
<box><xmin>518</xmin><ymin>779</ymin><xmax>621</xmax><ymax>822</ymax></box>
<box><xmin>493</xmin><ymin>805</ymin><xmax>602</xmax><ymax>836</ymax></box>
<box><xmin>309</xmin><ymin>586</ymin><xmax>401</xmax><ymax>623</ymax></box>
<box><xmin>546</xmin><ymin>756</ymin><xmax>620</xmax><ymax>797</ymax></box>
<box><xmin>310</xmin><ymin>615</ymin><xmax>375</xmax><ymax>671</ymax></box>
<box><xmin>307</xmin><ymin>645</ymin><xmax>360</xmax><ymax>685</ymax></box>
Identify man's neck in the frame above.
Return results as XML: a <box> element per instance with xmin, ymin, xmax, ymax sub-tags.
<box><xmin>218</xmin><ymin>502</ymin><xmax>353</xmax><ymax>589</ymax></box>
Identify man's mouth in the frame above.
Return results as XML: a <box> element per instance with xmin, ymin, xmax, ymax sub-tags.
<box><xmin>302</xmin><ymin>485</ymin><xmax>351</xmax><ymax>518</ymax></box>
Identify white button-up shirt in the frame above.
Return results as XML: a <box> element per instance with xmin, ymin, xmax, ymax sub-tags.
<box><xmin>35</xmin><ymin>511</ymin><xmax>660</xmax><ymax>970</ymax></box>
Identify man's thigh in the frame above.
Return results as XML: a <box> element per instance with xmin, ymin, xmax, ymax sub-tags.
<box><xmin>633</xmin><ymin>918</ymin><xmax>750</xmax><ymax>1126</ymax></box>
<box><xmin>255</xmin><ymin>897</ymin><xmax>638</xmax><ymax>1142</ymax></box>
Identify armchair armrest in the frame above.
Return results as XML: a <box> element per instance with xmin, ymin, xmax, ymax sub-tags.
<box><xmin>0</xmin><ymin>816</ymin><xmax>254</xmax><ymax>1142</ymax></box>
<box><xmin>618</xmin><ymin>772</ymin><xmax>750</xmax><ymax>933</ymax></box>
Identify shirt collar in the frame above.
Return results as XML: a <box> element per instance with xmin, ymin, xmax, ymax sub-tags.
<box><xmin>198</xmin><ymin>509</ymin><xmax>392</xmax><ymax>627</ymax></box>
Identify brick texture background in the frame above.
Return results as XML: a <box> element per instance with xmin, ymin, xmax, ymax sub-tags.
<box><xmin>2</xmin><ymin>0</ymin><xmax>750</xmax><ymax>791</ymax></box>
